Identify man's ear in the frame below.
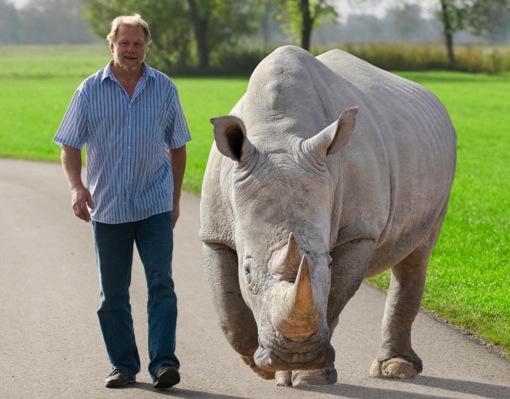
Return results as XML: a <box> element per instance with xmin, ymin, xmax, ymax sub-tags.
<box><xmin>210</xmin><ymin>115</ymin><xmax>255</xmax><ymax>163</ymax></box>
<box><xmin>303</xmin><ymin>106</ymin><xmax>359</xmax><ymax>159</ymax></box>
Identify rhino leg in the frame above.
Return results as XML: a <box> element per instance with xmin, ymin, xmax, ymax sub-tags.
<box><xmin>202</xmin><ymin>243</ymin><xmax>275</xmax><ymax>380</ymax></box>
<box><xmin>291</xmin><ymin>367</ymin><xmax>338</xmax><ymax>387</ymax></box>
<box><xmin>371</xmin><ymin>220</ymin><xmax>444</xmax><ymax>379</ymax></box>
<box><xmin>275</xmin><ymin>371</ymin><xmax>292</xmax><ymax>386</ymax></box>
<box><xmin>327</xmin><ymin>239</ymin><xmax>376</xmax><ymax>324</ymax></box>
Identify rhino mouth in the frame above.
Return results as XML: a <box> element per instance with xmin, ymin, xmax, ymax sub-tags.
<box><xmin>254</xmin><ymin>334</ymin><xmax>327</xmax><ymax>371</ymax></box>
<box><xmin>254</xmin><ymin>344</ymin><xmax>325</xmax><ymax>371</ymax></box>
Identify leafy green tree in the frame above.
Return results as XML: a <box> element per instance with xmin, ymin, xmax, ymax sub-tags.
<box><xmin>436</xmin><ymin>0</ymin><xmax>508</xmax><ymax>67</ymax></box>
<box><xmin>277</xmin><ymin>0</ymin><xmax>337</xmax><ymax>50</ymax></box>
<box><xmin>465</xmin><ymin>0</ymin><xmax>510</xmax><ymax>37</ymax></box>
<box><xmin>483</xmin><ymin>3</ymin><xmax>510</xmax><ymax>43</ymax></box>
<box><xmin>186</xmin><ymin>0</ymin><xmax>257</xmax><ymax>70</ymax></box>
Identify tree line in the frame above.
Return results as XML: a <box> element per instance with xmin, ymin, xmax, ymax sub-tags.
<box><xmin>0</xmin><ymin>0</ymin><xmax>97</xmax><ymax>44</ymax></box>
<box><xmin>1</xmin><ymin>0</ymin><xmax>509</xmax><ymax>71</ymax></box>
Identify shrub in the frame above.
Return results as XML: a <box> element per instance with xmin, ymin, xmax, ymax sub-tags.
<box><xmin>163</xmin><ymin>43</ymin><xmax>510</xmax><ymax>75</ymax></box>
<box><xmin>312</xmin><ymin>43</ymin><xmax>510</xmax><ymax>74</ymax></box>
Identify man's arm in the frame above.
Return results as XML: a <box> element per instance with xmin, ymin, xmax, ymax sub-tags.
<box><xmin>168</xmin><ymin>145</ymin><xmax>187</xmax><ymax>228</ymax></box>
<box><xmin>61</xmin><ymin>145</ymin><xmax>94</xmax><ymax>222</ymax></box>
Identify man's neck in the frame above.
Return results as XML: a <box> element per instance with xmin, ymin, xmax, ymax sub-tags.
<box><xmin>110</xmin><ymin>61</ymin><xmax>144</xmax><ymax>83</ymax></box>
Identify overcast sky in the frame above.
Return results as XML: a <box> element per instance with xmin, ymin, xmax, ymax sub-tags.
<box><xmin>334</xmin><ymin>0</ymin><xmax>437</xmax><ymax>20</ymax></box>
<box><xmin>8</xmin><ymin>0</ymin><xmax>438</xmax><ymax>19</ymax></box>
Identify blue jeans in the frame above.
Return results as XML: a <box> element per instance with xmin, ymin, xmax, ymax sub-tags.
<box><xmin>92</xmin><ymin>211</ymin><xmax>179</xmax><ymax>378</ymax></box>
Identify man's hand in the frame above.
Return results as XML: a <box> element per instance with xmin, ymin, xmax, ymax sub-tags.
<box><xmin>71</xmin><ymin>186</ymin><xmax>94</xmax><ymax>222</ymax></box>
<box><xmin>61</xmin><ymin>145</ymin><xmax>93</xmax><ymax>222</ymax></box>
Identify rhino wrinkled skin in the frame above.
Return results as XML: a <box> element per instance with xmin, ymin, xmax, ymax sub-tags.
<box><xmin>199</xmin><ymin>46</ymin><xmax>456</xmax><ymax>386</ymax></box>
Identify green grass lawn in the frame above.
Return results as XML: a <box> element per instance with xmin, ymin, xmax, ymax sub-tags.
<box><xmin>1</xmin><ymin>45</ymin><xmax>508</xmax><ymax>356</ymax></box>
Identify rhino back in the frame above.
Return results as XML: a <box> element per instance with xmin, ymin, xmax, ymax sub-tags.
<box><xmin>318</xmin><ymin>49</ymin><xmax>456</xmax><ymax>267</ymax></box>
<box><xmin>201</xmin><ymin>46</ymin><xmax>456</xmax><ymax>266</ymax></box>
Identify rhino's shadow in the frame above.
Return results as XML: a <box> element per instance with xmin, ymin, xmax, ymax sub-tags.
<box><xmin>407</xmin><ymin>376</ymin><xmax>510</xmax><ymax>399</ymax></box>
<box><xmin>302</xmin><ymin>376</ymin><xmax>510</xmax><ymax>399</ymax></box>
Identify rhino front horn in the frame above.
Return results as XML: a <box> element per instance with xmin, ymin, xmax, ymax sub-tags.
<box><xmin>272</xmin><ymin>255</ymin><xmax>320</xmax><ymax>338</ymax></box>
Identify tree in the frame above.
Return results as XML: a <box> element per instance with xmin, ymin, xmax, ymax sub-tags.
<box><xmin>435</xmin><ymin>0</ymin><xmax>508</xmax><ymax>67</ymax></box>
<box><xmin>278</xmin><ymin>0</ymin><xmax>338</xmax><ymax>50</ymax></box>
<box><xmin>483</xmin><ymin>3</ymin><xmax>510</xmax><ymax>43</ymax></box>
<box><xmin>0</xmin><ymin>0</ymin><xmax>20</xmax><ymax>43</ymax></box>
<box><xmin>84</xmin><ymin>0</ymin><xmax>257</xmax><ymax>71</ymax></box>
<box><xmin>465</xmin><ymin>0</ymin><xmax>510</xmax><ymax>37</ymax></box>
<box><xmin>387</xmin><ymin>3</ymin><xmax>432</xmax><ymax>42</ymax></box>
<box><xmin>437</xmin><ymin>0</ymin><xmax>462</xmax><ymax>67</ymax></box>
<box><xmin>187</xmin><ymin>0</ymin><xmax>257</xmax><ymax>70</ymax></box>
<box><xmin>255</xmin><ymin>0</ymin><xmax>285</xmax><ymax>49</ymax></box>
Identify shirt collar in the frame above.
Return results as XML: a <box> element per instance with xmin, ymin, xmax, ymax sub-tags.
<box><xmin>100</xmin><ymin>61</ymin><xmax>155</xmax><ymax>83</ymax></box>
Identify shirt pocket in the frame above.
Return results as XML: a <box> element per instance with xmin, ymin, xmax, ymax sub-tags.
<box><xmin>136</xmin><ymin>103</ymin><xmax>167</xmax><ymax>147</ymax></box>
<box><xmin>88</xmin><ymin>95</ymin><xmax>126</xmax><ymax>143</ymax></box>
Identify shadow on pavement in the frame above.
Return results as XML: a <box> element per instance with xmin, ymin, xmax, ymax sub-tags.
<box><xmin>300</xmin><ymin>376</ymin><xmax>510</xmax><ymax>399</ymax></box>
<box><xmin>134</xmin><ymin>382</ymin><xmax>251</xmax><ymax>398</ymax></box>
<box><xmin>301</xmin><ymin>383</ymin><xmax>451</xmax><ymax>399</ymax></box>
<box><xmin>407</xmin><ymin>375</ymin><xmax>510</xmax><ymax>399</ymax></box>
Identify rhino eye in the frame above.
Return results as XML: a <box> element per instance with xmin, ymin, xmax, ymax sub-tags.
<box><xmin>243</xmin><ymin>261</ymin><xmax>252</xmax><ymax>282</ymax></box>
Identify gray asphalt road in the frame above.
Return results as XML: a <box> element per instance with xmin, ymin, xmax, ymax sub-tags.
<box><xmin>0</xmin><ymin>158</ymin><xmax>508</xmax><ymax>399</ymax></box>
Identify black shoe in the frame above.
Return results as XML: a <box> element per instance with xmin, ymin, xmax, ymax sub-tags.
<box><xmin>153</xmin><ymin>365</ymin><xmax>180</xmax><ymax>390</ymax></box>
<box><xmin>105</xmin><ymin>368</ymin><xmax>136</xmax><ymax>388</ymax></box>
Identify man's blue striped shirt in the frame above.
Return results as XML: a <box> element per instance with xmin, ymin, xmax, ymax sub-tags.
<box><xmin>54</xmin><ymin>62</ymin><xmax>191</xmax><ymax>224</ymax></box>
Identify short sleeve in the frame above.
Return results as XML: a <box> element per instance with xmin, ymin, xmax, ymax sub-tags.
<box><xmin>165</xmin><ymin>86</ymin><xmax>191</xmax><ymax>149</ymax></box>
<box><xmin>54</xmin><ymin>86</ymin><xmax>88</xmax><ymax>149</ymax></box>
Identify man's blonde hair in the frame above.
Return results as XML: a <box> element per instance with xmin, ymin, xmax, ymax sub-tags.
<box><xmin>106</xmin><ymin>14</ymin><xmax>152</xmax><ymax>46</ymax></box>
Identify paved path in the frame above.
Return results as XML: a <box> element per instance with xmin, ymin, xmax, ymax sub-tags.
<box><xmin>0</xmin><ymin>158</ymin><xmax>508</xmax><ymax>399</ymax></box>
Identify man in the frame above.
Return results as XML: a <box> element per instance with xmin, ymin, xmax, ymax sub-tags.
<box><xmin>54</xmin><ymin>14</ymin><xmax>191</xmax><ymax>390</ymax></box>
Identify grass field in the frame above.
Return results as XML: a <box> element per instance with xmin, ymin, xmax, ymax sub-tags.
<box><xmin>1</xmin><ymin>45</ymin><xmax>508</xmax><ymax>356</ymax></box>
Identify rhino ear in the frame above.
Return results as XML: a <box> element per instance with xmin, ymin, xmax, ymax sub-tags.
<box><xmin>305</xmin><ymin>106</ymin><xmax>358</xmax><ymax>159</ymax></box>
<box><xmin>210</xmin><ymin>115</ymin><xmax>254</xmax><ymax>163</ymax></box>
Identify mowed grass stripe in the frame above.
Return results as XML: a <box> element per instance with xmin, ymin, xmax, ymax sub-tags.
<box><xmin>0</xmin><ymin>45</ymin><xmax>508</xmax><ymax>356</ymax></box>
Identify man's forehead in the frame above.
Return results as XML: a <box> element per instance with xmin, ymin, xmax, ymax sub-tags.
<box><xmin>117</xmin><ymin>24</ymin><xmax>145</xmax><ymax>39</ymax></box>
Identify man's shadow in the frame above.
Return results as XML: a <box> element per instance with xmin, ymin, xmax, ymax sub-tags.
<box><xmin>134</xmin><ymin>383</ymin><xmax>250</xmax><ymax>398</ymax></box>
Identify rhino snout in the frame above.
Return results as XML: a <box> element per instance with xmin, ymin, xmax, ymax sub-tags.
<box><xmin>253</xmin><ymin>344</ymin><xmax>326</xmax><ymax>372</ymax></box>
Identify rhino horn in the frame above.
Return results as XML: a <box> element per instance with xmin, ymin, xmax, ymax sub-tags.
<box><xmin>272</xmin><ymin>255</ymin><xmax>320</xmax><ymax>338</ymax></box>
<box><xmin>270</xmin><ymin>232</ymin><xmax>301</xmax><ymax>277</ymax></box>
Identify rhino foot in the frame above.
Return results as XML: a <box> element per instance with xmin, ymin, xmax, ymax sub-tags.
<box><xmin>275</xmin><ymin>371</ymin><xmax>292</xmax><ymax>386</ymax></box>
<box><xmin>241</xmin><ymin>355</ymin><xmax>275</xmax><ymax>380</ymax></box>
<box><xmin>290</xmin><ymin>368</ymin><xmax>338</xmax><ymax>387</ymax></box>
<box><xmin>369</xmin><ymin>357</ymin><xmax>418</xmax><ymax>379</ymax></box>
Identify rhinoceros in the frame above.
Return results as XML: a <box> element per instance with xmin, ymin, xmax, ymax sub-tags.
<box><xmin>199</xmin><ymin>45</ymin><xmax>456</xmax><ymax>387</ymax></box>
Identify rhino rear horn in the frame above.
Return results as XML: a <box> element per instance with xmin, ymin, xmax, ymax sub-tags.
<box><xmin>269</xmin><ymin>232</ymin><xmax>301</xmax><ymax>278</ymax></box>
<box><xmin>304</xmin><ymin>106</ymin><xmax>358</xmax><ymax>159</ymax></box>
<box><xmin>272</xmin><ymin>255</ymin><xmax>320</xmax><ymax>338</ymax></box>
<box><xmin>210</xmin><ymin>115</ymin><xmax>254</xmax><ymax>163</ymax></box>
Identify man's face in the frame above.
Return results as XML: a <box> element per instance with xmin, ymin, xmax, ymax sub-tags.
<box><xmin>111</xmin><ymin>24</ymin><xmax>148</xmax><ymax>73</ymax></box>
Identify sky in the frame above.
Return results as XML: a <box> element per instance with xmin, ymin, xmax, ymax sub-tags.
<box><xmin>334</xmin><ymin>0</ymin><xmax>437</xmax><ymax>20</ymax></box>
<box><xmin>8</xmin><ymin>0</ymin><xmax>438</xmax><ymax>19</ymax></box>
